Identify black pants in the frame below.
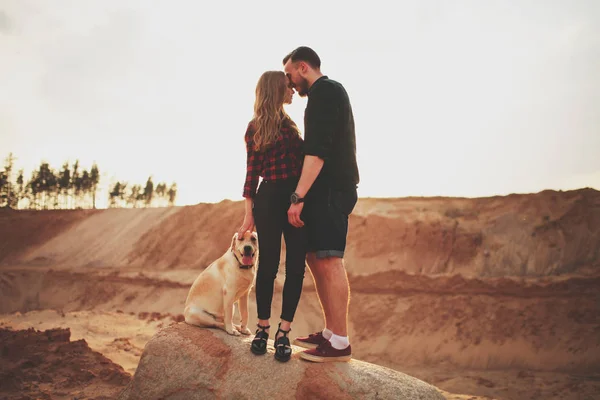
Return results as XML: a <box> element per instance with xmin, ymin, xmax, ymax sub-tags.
<box><xmin>253</xmin><ymin>178</ymin><xmax>307</xmax><ymax>322</ymax></box>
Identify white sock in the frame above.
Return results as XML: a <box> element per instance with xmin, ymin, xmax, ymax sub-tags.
<box><xmin>329</xmin><ymin>333</ymin><xmax>350</xmax><ymax>350</ymax></box>
<box><xmin>322</xmin><ymin>328</ymin><xmax>333</xmax><ymax>340</ymax></box>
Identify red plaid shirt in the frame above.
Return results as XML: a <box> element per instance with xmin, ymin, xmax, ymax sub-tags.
<box><xmin>243</xmin><ymin>120</ymin><xmax>304</xmax><ymax>198</ymax></box>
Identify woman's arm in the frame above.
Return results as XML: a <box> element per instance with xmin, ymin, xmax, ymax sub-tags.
<box><xmin>238</xmin><ymin>124</ymin><xmax>260</xmax><ymax>236</ymax></box>
<box><xmin>237</xmin><ymin>197</ymin><xmax>255</xmax><ymax>237</ymax></box>
<box><xmin>242</xmin><ymin>124</ymin><xmax>262</xmax><ymax>199</ymax></box>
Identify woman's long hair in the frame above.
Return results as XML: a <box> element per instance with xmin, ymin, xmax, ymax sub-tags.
<box><xmin>252</xmin><ymin>71</ymin><xmax>300</xmax><ymax>151</ymax></box>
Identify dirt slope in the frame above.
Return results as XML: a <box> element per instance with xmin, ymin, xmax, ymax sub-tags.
<box><xmin>0</xmin><ymin>327</ymin><xmax>130</xmax><ymax>399</ymax></box>
<box><xmin>15</xmin><ymin>207</ymin><xmax>179</xmax><ymax>268</ymax></box>
<box><xmin>0</xmin><ymin>208</ymin><xmax>98</xmax><ymax>265</ymax></box>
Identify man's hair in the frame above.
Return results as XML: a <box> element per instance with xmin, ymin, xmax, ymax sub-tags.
<box><xmin>282</xmin><ymin>46</ymin><xmax>321</xmax><ymax>69</ymax></box>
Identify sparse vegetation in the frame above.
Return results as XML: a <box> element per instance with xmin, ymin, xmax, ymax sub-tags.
<box><xmin>444</xmin><ymin>208</ymin><xmax>464</xmax><ymax>219</ymax></box>
<box><xmin>444</xmin><ymin>207</ymin><xmax>479</xmax><ymax>220</ymax></box>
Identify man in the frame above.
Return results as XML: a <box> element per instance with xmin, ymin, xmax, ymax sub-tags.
<box><xmin>283</xmin><ymin>46</ymin><xmax>360</xmax><ymax>362</ymax></box>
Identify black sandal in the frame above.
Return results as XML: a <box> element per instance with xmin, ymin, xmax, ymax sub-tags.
<box><xmin>251</xmin><ymin>324</ymin><xmax>269</xmax><ymax>355</ymax></box>
<box><xmin>274</xmin><ymin>322</ymin><xmax>292</xmax><ymax>362</ymax></box>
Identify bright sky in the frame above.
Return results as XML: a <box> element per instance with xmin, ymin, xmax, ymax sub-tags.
<box><xmin>1</xmin><ymin>0</ymin><xmax>599</xmax><ymax>207</ymax></box>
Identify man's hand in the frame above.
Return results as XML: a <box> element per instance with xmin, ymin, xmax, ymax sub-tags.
<box><xmin>287</xmin><ymin>203</ymin><xmax>304</xmax><ymax>228</ymax></box>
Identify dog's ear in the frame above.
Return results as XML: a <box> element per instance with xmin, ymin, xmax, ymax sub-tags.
<box><xmin>230</xmin><ymin>232</ymin><xmax>238</xmax><ymax>251</ymax></box>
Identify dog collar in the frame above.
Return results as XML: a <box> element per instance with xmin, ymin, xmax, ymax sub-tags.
<box><xmin>232</xmin><ymin>249</ymin><xmax>254</xmax><ymax>269</ymax></box>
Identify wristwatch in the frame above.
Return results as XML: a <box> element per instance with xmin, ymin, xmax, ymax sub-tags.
<box><xmin>290</xmin><ymin>192</ymin><xmax>304</xmax><ymax>204</ymax></box>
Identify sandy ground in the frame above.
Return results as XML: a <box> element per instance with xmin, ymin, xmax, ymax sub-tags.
<box><xmin>1</xmin><ymin>189</ymin><xmax>599</xmax><ymax>399</ymax></box>
<box><xmin>2</xmin><ymin>310</ymin><xmax>598</xmax><ymax>400</ymax></box>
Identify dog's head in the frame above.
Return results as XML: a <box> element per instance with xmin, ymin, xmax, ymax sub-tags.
<box><xmin>231</xmin><ymin>231</ymin><xmax>258</xmax><ymax>267</ymax></box>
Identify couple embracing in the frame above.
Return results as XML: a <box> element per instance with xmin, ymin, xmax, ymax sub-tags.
<box><xmin>236</xmin><ymin>46</ymin><xmax>360</xmax><ymax>363</ymax></box>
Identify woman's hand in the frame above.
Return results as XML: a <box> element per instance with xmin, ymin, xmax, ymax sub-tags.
<box><xmin>237</xmin><ymin>214</ymin><xmax>255</xmax><ymax>238</ymax></box>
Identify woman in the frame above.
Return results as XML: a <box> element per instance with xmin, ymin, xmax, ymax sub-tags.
<box><xmin>237</xmin><ymin>70</ymin><xmax>307</xmax><ymax>362</ymax></box>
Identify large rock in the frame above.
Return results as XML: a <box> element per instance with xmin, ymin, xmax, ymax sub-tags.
<box><xmin>118</xmin><ymin>323</ymin><xmax>445</xmax><ymax>400</ymax></box>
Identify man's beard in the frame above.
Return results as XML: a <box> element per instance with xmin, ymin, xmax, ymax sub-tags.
<box><xmin>297</xmin><ymin>77</ymin><xmax>310</xmax><ymax>97</ymax></box>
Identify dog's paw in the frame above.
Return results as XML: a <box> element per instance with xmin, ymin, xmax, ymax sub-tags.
<box><xmin>238</xmin><ymin>326</ymin><xmax>252</xmax><ymax>335</ymax></box>
<box><xmin>226</xmin><ymin>327</ymin><xmax>241</xmax><ymax>336</ymax></box>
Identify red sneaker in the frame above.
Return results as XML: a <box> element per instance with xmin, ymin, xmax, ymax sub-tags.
<box><xmin>292</xmin><ymin>331</ymin><xmax>328</xmax><ymax>349</ymax></box>
<box><xmin>300</xmin><ymin>340</ymin><xmax>352</xmax><ymax>363</ymax></box>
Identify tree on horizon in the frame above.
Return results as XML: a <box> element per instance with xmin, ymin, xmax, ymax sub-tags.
<box><xmin>144</xmin><ymin>176</ymin><xmax>154</xmax><ymax>207</ymax></box>
<box><xmin>58</xmin><ymin>162</ymin><xmax>71</xmax><ymax>209</ymax></box>
<box><xmin>0</xmin><ymin>153</ymin><xmax>17</xmax><ymax>208</ymax></box>
<box><xmin>90</xmin><ymin>163</ymin><xmax>100</xmax><ymax>209</ymax></box>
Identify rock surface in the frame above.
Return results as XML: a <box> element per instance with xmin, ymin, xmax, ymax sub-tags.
<box><xmin>118</xmin><ymin>323</ymin><xmax>445</xmax><ymax>400</ymax></box>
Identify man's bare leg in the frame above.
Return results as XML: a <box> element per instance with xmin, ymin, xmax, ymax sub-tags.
<box><xmin>307</xmin><ymin>254</ymin><xmax>350</xmax><ymax>337</ymax></box>
<box><xmin>307</xmin><ymin>252</ymin><xmax>329</xmax><ymax>329</ymax></box>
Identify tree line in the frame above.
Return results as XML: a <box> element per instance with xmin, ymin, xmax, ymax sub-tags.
<box><xmin>0</xmin><ymin>153</ymin><xmax>177</xmax><ymax>210</ymax></box>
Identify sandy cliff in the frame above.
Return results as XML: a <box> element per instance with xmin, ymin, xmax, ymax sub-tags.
<box><xmin>2</xmin><ymin>188</ymin><xmax>598</xmax><ymax>277</ymax></box>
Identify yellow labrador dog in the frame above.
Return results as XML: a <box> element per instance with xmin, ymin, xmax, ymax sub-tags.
<box><xmin>184</xmin><ymin>231</ymin><xmax>258</xmax><ymax>336</ymax></box>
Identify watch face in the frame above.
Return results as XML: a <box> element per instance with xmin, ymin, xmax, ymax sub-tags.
<box><xmin>291</xmin><ymin>193</ymin><xmax>298</xmax><ymax>204</ymax></box>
